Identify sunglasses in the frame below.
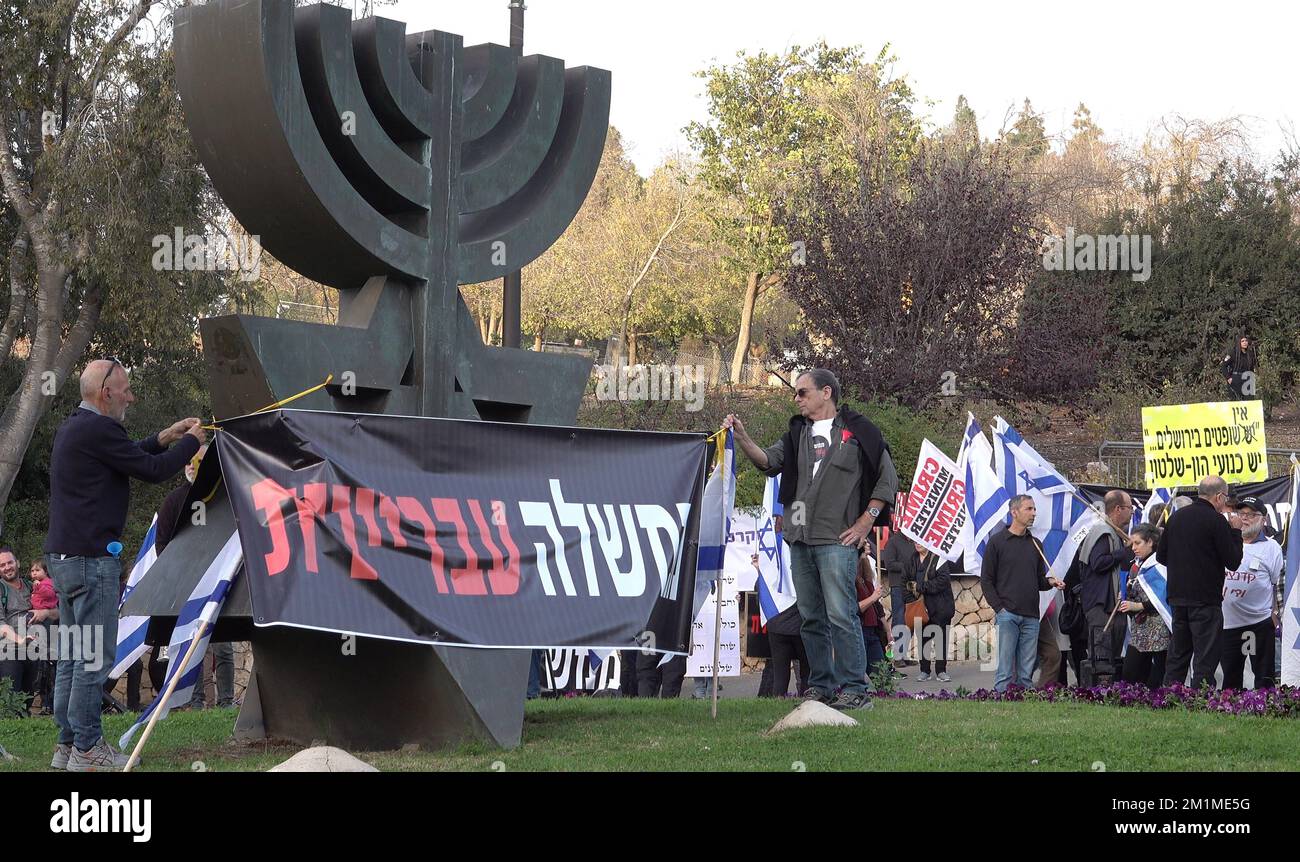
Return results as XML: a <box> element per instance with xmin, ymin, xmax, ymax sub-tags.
<box><xmin>100</xmin><ymin>357</ymin><xmax>122</xmax><ymax>389</ymax></box>
<box><xmin>794</xmin><ymin>387</ymin><xmax>827</xmax><ymax>399</ymax></box>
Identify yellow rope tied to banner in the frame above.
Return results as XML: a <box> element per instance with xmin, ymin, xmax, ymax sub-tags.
<box><xmin>705</xmin><ymin>426</ymin><xmax>729</xmax><ymax>472</ymax></box>
<box><xmin>201</xmin><ymin>374</ymin><xmax>335</xmax><ymax>430</ymax></box>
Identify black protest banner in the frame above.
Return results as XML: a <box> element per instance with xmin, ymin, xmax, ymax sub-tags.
<box><xmin>1080</xmin><ymin>475</ymin><xmax>1292</xmax><ymax>536</ymax></box>
<box><xmin>217</xmin><ymin>410</ymin><xmax>708</xmax><ymax>654</ymax></box>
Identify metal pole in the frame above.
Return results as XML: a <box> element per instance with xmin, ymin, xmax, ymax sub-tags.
<box><xmin>711</xmin><ymin>582</ymin><xmax>723</xmax><ymax>718</ymax></box>
<box><xmin>501</xmin><ymin>2</ymin><xmax>527</xmax><ymax>348</ymax></box>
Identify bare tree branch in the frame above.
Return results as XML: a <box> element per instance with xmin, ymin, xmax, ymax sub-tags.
<box><xmin>0</xmin><ymin>231</ymin><xmax>31</xmax><ymax>362</ymax></box>
<box><xmin>57</xmin><ymin>0</ymin><xmax>159</xmax><ymax>163</ymax></box>
<box><xmin>0</xmin><ymin>114</ymin><xmax>39</xmax><ymax>222</ymax></box>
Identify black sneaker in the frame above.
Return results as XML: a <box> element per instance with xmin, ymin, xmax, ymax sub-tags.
<box><xmin>830</xmin><ymin>691</ymin><xmax>873</xmax><ymax>711</ymax></box>
<box><xmin>801</xmin><ymin>688</ymin><xmax>832</xmax><ymax>704</ymax></box>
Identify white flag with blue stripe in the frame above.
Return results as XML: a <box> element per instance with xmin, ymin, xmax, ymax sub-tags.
<box><xmin>109</xmin><ymin>514</ymin><xmax>160</xmax><ymax>680</ymax></box>
<box><xmin>1282</xmin><ymin>456</ymin><xmax>1300</xmax><ymax>686</ymax></box>
<box><xmin>956</xmin><ymin>414</ymin><xmax>1010</xmax><ymax>573</ymax></box>
<box><xmin>993</xmin><ymin>417</ymin><xmax>1099</xmax><ymax>602</ymax></box>
<box><xmin>693</xmin><ymin>429</ymin><xmax>737</xmax><ymax>620</ymax></box>
<box><xmin>1135</xmin><ymin>558</ymin><xmax>1172</xmax><ymax>630</ymax></box>
<box><xmin>120</xmin><ymin>531</ymin><xmax>243</xmax><ymax>748</ymax></box>
<box><xmin>755</xmin><ymin>476</ymin><xmax>797</xmax><ymax>625</ymax></box>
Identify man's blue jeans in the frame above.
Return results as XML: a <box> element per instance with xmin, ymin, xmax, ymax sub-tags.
<box><xmin>47</xmin><ymin>555</ymin><xmax>119</xmax><ymax>751</ymax></box>
<box><xmin>994</xmin><ymin>609</ymin><xmax>1039</xmax><ymax>692</ymax></box>
<box><xmin>789</xmin><ymin>542</ymin><xmax>866</xmax><ymax>696</ymax></box>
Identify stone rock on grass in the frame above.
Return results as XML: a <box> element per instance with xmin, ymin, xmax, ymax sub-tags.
<box><xmin>268</xmin><ymin>746</ymin><xmax>378</xmax><ymax>772</ymax></box>
<box><xmin>764</xmin><ymin>701</ymin><xmax>859</xmax><ymax>735</ymax></box>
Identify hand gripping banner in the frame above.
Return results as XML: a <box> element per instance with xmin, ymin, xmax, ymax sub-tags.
<box><xmin>217</xmin><ymin>410</ymin><xmax>708</xmax><ymax>655</ymax></box>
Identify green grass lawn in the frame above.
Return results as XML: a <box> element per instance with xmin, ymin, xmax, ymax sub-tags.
<box><xmin>3</xmin><ymin>697</ymin><xmax>1299</xmax><ymax>771</ymax></box>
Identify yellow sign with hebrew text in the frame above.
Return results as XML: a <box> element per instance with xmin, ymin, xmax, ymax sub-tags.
<box><xmin>1141</xmin><ymin>401</ymin><xmax>1267</xmax><ymax>488</ymax></box>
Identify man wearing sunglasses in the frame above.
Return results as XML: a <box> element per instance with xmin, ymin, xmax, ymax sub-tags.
<box><xmin>43</xmin><ymin>358</ymin><xmax>205</xmax><ymax>771</ymax></box>
<box><xmin>725</xmin><ymin>368</ymin><xmax>896</xmax><ymax>711</ymax></box>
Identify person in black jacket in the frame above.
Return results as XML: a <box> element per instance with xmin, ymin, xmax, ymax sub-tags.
<box><xmin>915</xmin><ymin>546</ymin><xmax>956</xmax><ymax>682</ymax></box>
<box><xmin>1221</xmin><ymin>335</ymin><xmax>1257</xmax><ymax>400</ymax></box>
<box><xmin>725</xmin><ymin>369</ymin><xmax>898</xmax><ymax>712</ymax></box>
<box><xmin>1157</xmin><ymin>476</ymin><xmax>1244</xmax><ymax>687</ymax></box>
<box><xmin>882</xmin><ymin>531</ymin><xmax>924</xmax><ymax>670</ymax></box>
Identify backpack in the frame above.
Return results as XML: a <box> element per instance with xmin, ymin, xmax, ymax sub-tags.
<box><xmin>1056</xmin><ymin>546</ymin><xmax>1087</xmax><ymax>639</ymax></box>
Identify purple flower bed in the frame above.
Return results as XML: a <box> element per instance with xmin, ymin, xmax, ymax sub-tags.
<box><xmin>885</xmin><ymin>682</ymin><xmax>1300</xmax><ymax>718</ymax></box>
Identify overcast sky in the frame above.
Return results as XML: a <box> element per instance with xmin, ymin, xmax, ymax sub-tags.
<box><xmin>385</xmin><ymin>0</ymin><xmax>1297</xmax><ymax>175</ymax></box>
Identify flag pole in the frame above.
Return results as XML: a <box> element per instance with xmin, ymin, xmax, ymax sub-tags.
<box><xmin>1101</xmin><ymin>592</ymin><xmax>1123</xmax><ymax>633</ymax></box>
<box><xmin>710</xmin><ymin>581</ymin><xmax>722</xmax><ymax>719</ymax></box>
<box><xmin>123</xmin><ymin>621</ymin><xmax>209</xmax><ymax>772</ymax></box>
<box><xmin>1286</xmin><ymin>459</ymin><xmax>1298</xmax><ymax>549</ymax></box>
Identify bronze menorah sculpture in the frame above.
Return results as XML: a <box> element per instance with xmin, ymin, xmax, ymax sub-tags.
<box><xmin>124</xmin><ymin>0</ymin><xmax>611</xmax><ymax>750</ymax></box>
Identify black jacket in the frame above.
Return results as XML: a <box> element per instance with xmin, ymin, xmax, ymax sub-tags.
<box><xmin>777</xmin><ymin>405</ymin><xmax>891</xmax><ymax>525</ymax></box>
<box><xmin>765</xmin><ymin>603</ymin><xmax>802</xmax><ymax>637</ymax></box>
<box><xmin>1221</xmin><ymin>344</ymin><xmax>1257</xmax><ymax>376</ymax></box>
<box><xmin>155</xmin><ymin>480</ymin><xmax>193</xmax><ymax>553</ymax></box>
<box><xmin>918</xmin><ymin>555</ymin><xmax>956</xmax><ymax>622</ymax></box>
<box><xmin>1156</xmin><ymin>497</ymin><xmax>1243</xmax><ymax>607</ymax></box>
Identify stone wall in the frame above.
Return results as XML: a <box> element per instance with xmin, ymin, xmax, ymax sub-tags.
<box><xmin>886</xmin><ymin>575</ymin><xmax>994</xmax><ymax>661</ymax></box>
<box><xmin>947</xmin><ymin>576</ymin><xmax>995</xmax><ymax>661</ymax></box>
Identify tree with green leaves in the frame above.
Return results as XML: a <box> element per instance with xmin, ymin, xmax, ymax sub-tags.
<box><xmin>1000</xmin><ymin>98</ymin><xmax>1049</xmax><ymax>163</ymax></box>
<box><xmin>687</xmin><ymin>42</ymin><xmax>867</xmax><ymax>384</ymax></box>
<box><xmin>949</xmin><ymin>95</ymin><xmax>980</xmax><ymax>150</ymax></box>
<box><xmin>0</xmin><ymin>1</ymin><xmax>271</xmax><ymax>538</ymax></box>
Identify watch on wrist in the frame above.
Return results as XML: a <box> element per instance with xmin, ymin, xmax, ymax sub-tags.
<box><xmin>867</xmin><ymin>505</ymin><xmax>882</xmax><ymax>520</ymax></box>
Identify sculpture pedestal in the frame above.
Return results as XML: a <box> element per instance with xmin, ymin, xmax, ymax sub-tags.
<box><xmin>234</xmin><ymin>626</ymin><xmax>529</xmax><ymax>750</ymax></box>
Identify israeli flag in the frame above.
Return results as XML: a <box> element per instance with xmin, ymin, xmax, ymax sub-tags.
<box><xmin>693</xmin><ymin>429</ymin><xmax>737</xmax><ymax>620</ymax></box>
<box><xmin>109</xmin><ymin>514</ymin><xmax>159</xmax><ymax>680</ymax></box>
<box><xmin>755</xmin><ymin>476</ymin><xmax>797</xmax><ymax>625</ymax></box>
<box><xmin>1135</xmin><ymin>558</ymin><xmax>1172</xmax><ymax>630</ymax></box>
<box><xmin>1143</xmin><ymin>487</ymin><xmax>1173</xmax><ymax>525</ymax></box>
<box><xmin>993</xmin><ymin>417</ymin><xmax>1099</xmax><ymax>588</ymax></box>
<box><xmin>1281</xmin><ymin>456</ymin><xmax>1300</xmax><ymax>686</ymax></box>
<box><xmin>956</xmin><ymin>414</ymin><xmax>1010</xmax><ymax>573</ymax></box>
<box><xmin>120</xmin><ymin>531</ymin><xmax>243</xmax><ymax>748</ymax></box>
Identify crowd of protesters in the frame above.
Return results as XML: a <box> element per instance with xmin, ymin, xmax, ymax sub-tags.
<box><xmin>974</xmin><ymin>475</ymin><xmax>1285</xmax><ymax>694</ymax></box>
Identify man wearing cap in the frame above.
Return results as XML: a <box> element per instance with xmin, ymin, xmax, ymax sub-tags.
<box><xmin>1219</xmin><ymin>496</ymin><xmax>1283</xmax><ymax>689</ymax></box>
<box><xmin>44</xmin><ymin>359</ymin><xmax>204</xmax><ymax>771</ymax></box>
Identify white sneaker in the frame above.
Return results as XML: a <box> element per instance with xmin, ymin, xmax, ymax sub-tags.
<box><xmin>50</xmin><ymin>743</ymin><xmax>72</xmax><ymax>770</ymax></box>
<box><xmin>937</xmin><ymin>672</ymin><xmax>952</xmax><ymax>682</ymax></box>
<box><xmin>916</xmin><ymin>672</ymin><xmax>931</xmax><ymax>682</ymax></box>
<box><xmin>67</xmin><ymin>738</ymin><xmax>131</xmax><ymax>772</ymax></box>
